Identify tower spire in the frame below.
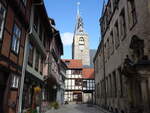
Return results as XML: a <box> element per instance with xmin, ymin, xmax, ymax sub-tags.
<box><xmin>75</xmin><ymin>2</ymin><xmax>84</xmax><ymax>34</ymax></box>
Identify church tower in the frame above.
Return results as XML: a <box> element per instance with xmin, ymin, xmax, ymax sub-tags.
<box><xmin>72</xmin><ymin>2</ymin><xmax>90</xmax><ymax>67</ymax></box>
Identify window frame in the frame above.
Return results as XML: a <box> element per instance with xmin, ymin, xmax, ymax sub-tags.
<box><xmin>28</xmin><ymin>42</ymin><xmax>34</xmax><ymax>66</ymax></box>
<box><xmin>0</xmin><ymin>2</ymin><xmax>6</xmax><ymax>40</ymax></box>
<box><xmin>120</xmin><ymin>9</ymin><xmax>126</xmax><ymax>40</ymax></box>
<box><xmin>128</xmin><ymin>0</ymin><xmax>137</xmax><ymax>29</ymax></box>
<box><xmin>11</xmin><ymin>74</ymin><xmax>20</xmax><ymax>89</ymax></box>
<box><xmin>35</xmin><ymin>50</ymin><xmax>40</xmax><ymax>71</ymax></box>
<box><xmin>114</xmin><ymin>21</ymin><xmax>120</xmax><ymax>48</ymax></box>
<box><xmin>21</xmin><ymin>0</ymin><xmax>27</xmax><ymax>6</ymax></box>
<box><xmin>11</xmin><ymin>23</ymin><xmax>21</xmax><ymax>54</ymax></box>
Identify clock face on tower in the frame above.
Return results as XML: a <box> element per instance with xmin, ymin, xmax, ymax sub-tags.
<box><xmin>79</xmin><ymin>37</ymin><xmax>84</xmax><ymax>50</ymax></box>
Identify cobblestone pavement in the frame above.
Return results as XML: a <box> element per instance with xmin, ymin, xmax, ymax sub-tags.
<box><xmin>46</xmin><ymin>103</ymin><xmax>106</xmax><ymax>113</ymax></box>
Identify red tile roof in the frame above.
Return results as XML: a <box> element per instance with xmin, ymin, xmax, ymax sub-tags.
<box><xmin>62</xmin><ymin>59</ymin><xmax>83</xmax><ymax>69</ymax></box>
<box><xmin>82</xmin><ymin>68</ymin><xmax>94</xmax><ymax>79</ymax></box>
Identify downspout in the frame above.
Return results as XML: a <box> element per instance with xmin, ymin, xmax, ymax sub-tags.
<box><xmin>18</xmin><ymin>33</ymin><xmax>30</xmax><ymax>113</ymax></box>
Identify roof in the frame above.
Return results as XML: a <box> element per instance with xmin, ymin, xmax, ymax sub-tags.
<box><xmin>82</xmin><ymin>68</ymin><xmax>94</xmax><ymax>79</ymax></box>
<box><xmin>62</xmin><ymin>59</ymin><xmax>83</xmax><ymax>69</ymax></box>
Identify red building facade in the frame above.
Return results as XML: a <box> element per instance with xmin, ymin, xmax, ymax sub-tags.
<box><xmin>0</xmin><ymin>0</ymin><xmax>31</xmax><ymax>113</ymax></box>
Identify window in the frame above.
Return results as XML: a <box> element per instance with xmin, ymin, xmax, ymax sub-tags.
<box><xmin>97</xmin><ymin>83</ymin><xmax>100</xmax><ymax>98</ymax></box>
<box><xmin>40</xmin><ymin>58</ymin><xmax>43</xmax><ymax>74</ymax></box>
<box><xmin>110</xmin><ymin>31</ymin><xmax>114</xmax><ymax>54</ymax></box>
<box><xmin>75</xmin><ymin>79</ymin><xmax>82</xmax><ymax>86</ymax></box>
<box><xmin>114</xmin><ymin>21</ymin><xmax>120</xmax><ymax>48</ymax></box>
<box><xmin>33</xmin><ymin>12</ymin><xmax>38</xmax><ymax>32</ymax></box>
<box><xmin>11</xmin><ymin>74</ymin><xmax>19</xmax><ymax>88</ymax></box>
<box><xmin>72</xmin><ymin>70</ymin><xmax>81</xmax><ymax>75</ymax></box>
<box><xmin>105</xmin><ymin>11</ymin><xmax>109</xmax><ymax>25</ymax></box>
<box><xmin>22</xmin><ymin>85</ymin><xmax>33</xmax><ymax>109</ymax></box>
<box><xmin>128</xmin><ymin>0</ymin><xmax>137</xmax><ymax>28</ymax></box>
<box><xmin>79</xmin><ymin>37</ymin><xmax>84</xmax><ymax>45</ymax></box>
<box><xmin>43</xmin><ymin>33</ymin><xmax>46</xmax><ymax>47</ymax></box>
<box><xmin>22</xmin><ymin>0</ymin><xmax>27</xmax><ymax>5</ymax></box>
<box><xmin>118</xmin><ymin>68</ymin><xmax>123</xmax><ymax>97</ymax></box>
<box><xmin>110</xmin><ymin>74</ymin><xmax>113</xmax><ymax>97</ymax></box>
<box><xmin>130</xmin><ymin>36</ymin><xmax>144</xmax><ymax>61</ymax></box>
<box><xmin>104</xmin><ymin>43</ymin><xmax>107</xmax><ymax>62</ymax></box>
<box><xmin>107</xmin><ymin>1</ymin><xmax>112</xmax><ymax>20</ymax></box>
<box><xmin>120</xmin><ymin>9</ymin><xmax>126</xmax><ymax>39</ymax></box>
<box><xmin>28</xmin><ymin>42</ymin><xmax>34</xmax><ymax>66</ymax></box>
<box><xmin>11</xmin><ymin>24</ymin><xmax>21</xmax><ymax>54</ymax></box>
<box><xmin>66</xmin><ymin>70</ymin><xmax>71</xmax><ymax>75</ymax></box>
<box><xmin>83</xmin><ymin>81</ymin><xmax>87</xmax><ymax>87</ymax></box>
<box><xmin>0</xmin><ymin>3</ymin><xmax>6</xmax><ymax>40</ymax></box>
<box><xmin>112</xmin><ymin>0</ymin><xmax>118</xmax><ymax>10</ymax></box>
<box><xmin>39</xmin><ymin>23</ymin><xmax>43</xmax><ymax>41</ymax></box>
<box><xmin>35</xmin><ymin>50</ymin><xmax>40</xmax><ymax>71</ymax></box>
<box><xmin>113</xmin><ymin>71</ymin><xmax>117</xmax><ymax>97</ymax></box>
<box><xmin>79</xmin><ymin>37</ymin><xmax>84</xmax><ymax>50</ymax></box>
<box><xmin>106</xmin><ymin>77</ymin><xmax>108</xmax><ymax>96</ymax></box>
<box><xmin>107</xmin><ymin>39</ymin><xmax>110</xmax><ymax>59</ymax></box>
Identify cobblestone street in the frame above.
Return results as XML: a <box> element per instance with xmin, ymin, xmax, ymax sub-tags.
<box><xmin>46</xmin><ymin>103</ymin><xmax>106</xmax><ymax>113</ymax></box>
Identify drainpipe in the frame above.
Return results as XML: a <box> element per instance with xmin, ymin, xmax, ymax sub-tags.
<box><xmin>18</xmin><ymin>34</ymin><xmax>30</xmax><ymax>113</ymax></box>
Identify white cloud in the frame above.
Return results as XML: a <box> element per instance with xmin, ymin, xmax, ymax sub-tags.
<box><xmin>61</xmin><ymin>32</ymin><xmax>73</xmax><ymax>46</ymax></box>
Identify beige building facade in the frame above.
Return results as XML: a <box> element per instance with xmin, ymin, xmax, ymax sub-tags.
<box><xmin>94</xmin><ymin>0</ymin><xmax>150</xmax><ymax>113</ymax></box>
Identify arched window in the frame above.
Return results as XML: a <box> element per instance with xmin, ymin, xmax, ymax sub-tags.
<box><xmin>79</xmin><ymin>37</ymin><xmax>84</xmax><ymax>45</ymax></box>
